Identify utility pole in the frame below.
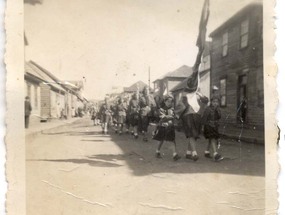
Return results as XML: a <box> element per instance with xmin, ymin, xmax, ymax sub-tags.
<box><xmin>148</xmin><ymin>66</ymin><xmax>151</xmax><ymax>89</ymax></box>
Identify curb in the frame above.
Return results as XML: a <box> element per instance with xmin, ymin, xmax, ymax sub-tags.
<box><xmin>25</xmin><ymin>118</ymin><xmax>81</xmax><ymax>141</ymax></box>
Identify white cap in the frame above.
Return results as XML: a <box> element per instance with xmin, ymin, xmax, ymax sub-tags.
<box><xmin>212</xmin><ymin>86</ymin><xmax>219</xmax><ymax>90</ymax></box>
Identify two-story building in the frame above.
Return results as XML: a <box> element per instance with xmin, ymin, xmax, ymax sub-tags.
<box><xmin>209</xmin><ymin>3</ymin><xmax>263</xmax><ymax>130</ymax></box>
<box><xmin>153</xmin><ymin>65</ymin><xmax>193</xmax><ymax>98</ymax></box>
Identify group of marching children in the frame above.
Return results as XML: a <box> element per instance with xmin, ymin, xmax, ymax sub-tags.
<box><xmin>153</xmin><ymin>90</ymin><xmax>223</xmax><ymax>162</ymax></box>
<box><xmin>95</xmin><ymin>86</ymin><xmax>223</xmax><ymax>162</ymax></box>
<box><xmin>96</xmin><ymin>86</ymin><xmax>157</xmax><ymax>138</ymax></box>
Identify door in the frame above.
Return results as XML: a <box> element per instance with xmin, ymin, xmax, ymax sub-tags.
<box><xmin>237</xmin><ymin>75</ymin><xmax>247</xmax><ymax>123</ymax></box>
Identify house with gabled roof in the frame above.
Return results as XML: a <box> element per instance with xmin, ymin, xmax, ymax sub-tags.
<box><xmin>123</xmin><ymin>81</ymin><xmax>148</xmax><ymax>94</ymax></box>
<box><xmin>153</xmin><ymin>65</ymin><xmax>193</xmax><ymax>98</ymax></box>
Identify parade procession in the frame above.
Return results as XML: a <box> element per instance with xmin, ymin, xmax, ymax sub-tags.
<box><xmin>23</xmin><ymin>0</ymin><xmax>266</xmax><ymax>214</ymax></box>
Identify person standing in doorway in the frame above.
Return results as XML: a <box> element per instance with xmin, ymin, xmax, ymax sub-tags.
<box><xmin>25</xmin><ymin>96</ymin><xmax>32</xmax><ymax>129</ymax></box>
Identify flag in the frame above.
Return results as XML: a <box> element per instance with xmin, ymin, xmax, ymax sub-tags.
<box><xmin>185</xmin><ymin>0</ymin><xmax>210</xmax><ymax>93</ymax></box>
<box><xmin>162</xmin><ymin>82</ymin><xmax>168</xmax><ymax>96</ymax></box>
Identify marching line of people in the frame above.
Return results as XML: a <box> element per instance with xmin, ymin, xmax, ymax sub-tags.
<box><xmin>90</xmin><ymin>87</ymin><xmax>223</xmax><ymax>162</ymax></box>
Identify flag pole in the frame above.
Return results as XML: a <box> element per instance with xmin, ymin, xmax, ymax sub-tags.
<box><xmin>148</xmin><ymin>66</ymin><xmax>150</xmax><ymax>89</ymax></box>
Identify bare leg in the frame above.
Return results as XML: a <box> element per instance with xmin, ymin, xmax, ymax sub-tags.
<box><xmin>156</xmin><ymin>141</ymin><xmax>164</xmax><ymax>158</ymax></box>
<box><xmin>211</xmin><ymin>138</ymin><xmax>218</xmax><ymax>154</ymax></box>
<box><xmin>211</xmin><ymin>138</ymin><xmax>222</xmax><ymax>161</ymax></box>
<box><xmin>157</xmin><ymin>141</ymin><xmax>164</xmax><ymax>151</ymax></box>
<box><xmin>189</xmin><ymin>137</ymin><xmax>197</xmax><ymax>154</ymax></box>
<box><xmin>189</xmin><ymin>137</ymin><xmax>198</xmax><ymax>161</ymax></box>
<box><xmin>134</xmin><ymin>126</ymin><xmax>138</xmax><ymax>138</ymax></box>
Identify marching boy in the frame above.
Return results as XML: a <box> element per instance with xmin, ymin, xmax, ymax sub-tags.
<box><xmin>201</xmin><ymin>96</ymin><xmax>223</xmax><ymax>161</ymax></box>
<box><xmin>153</xmin><ymin>95</ymin><xmax>181</xmax><ymax>161</ymax></box>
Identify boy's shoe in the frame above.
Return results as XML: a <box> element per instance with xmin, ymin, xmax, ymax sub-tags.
<box><xmin>204</xmin><ymin>152</ymin><xmax>211</xmax><ymax>158</ymax></box>
<box><xmin>119</xmin><ymin>131</ymin><xmax>122</xmax><ymax>135</ymax></box>
<box><xmin>134</xmin><ymin>134</ymin><xmax>139</xmax><ymax>139</ymax></box>
<box><xmin>155</xmin><ymin>152</ymin><xmax>162</xmax><ymax>158</ymax></box>
<box><xmin>173</xmin><ymin>154</ymin><xmax>181</xmax><ymax>161</ymax></box>
<box><xmin>192</xmin><ymin>154</ymin><xmax>199</xmax><ymax>162</ymax></box>
<box><xmin>131</xmin><ymin>131</ymin><xmax>134</xmax><ymax>136</ymax></box>
<box><xmin>115</xmin><ymin>130</ymin><xmax>118</xmax><ymax>134</ymax></box>
<box><xmin>213</xmin><ymin>153</ymin><xmax>223</xmax><ymax>162</ymax></box>
<box><xmin>185</xmin><ymin>154</ymin><xmax>192</xmax><ymax>160</ymax></box>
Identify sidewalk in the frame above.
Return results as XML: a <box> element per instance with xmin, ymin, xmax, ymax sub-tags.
<box><xmin>25</xmin><ymin>116</ymin><xmax>81</xmax><ymax>139</ymax></box>
<box><xmin>219</xmin><ymin>123</ymin><xmax>265</xmax><ymax>144</ymax></box>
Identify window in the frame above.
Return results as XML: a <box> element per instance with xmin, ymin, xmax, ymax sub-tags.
<box><xmin>240</xmin><ymin>19</ymin><xmax>249</xmax><ymax>48</ymax></box>
<box><xmin>220</xmin><ymin>78</ymin><xmax>226</xmax><ymax>107</ymax></box>
<box><xmin>222</xmin><ymin>32</ymin><xmax>228</xmax><ymax>56</ymax></box>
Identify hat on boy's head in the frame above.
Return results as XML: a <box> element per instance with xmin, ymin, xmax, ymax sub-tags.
<box><xmin>163</xmin><ymin>95</ymin><xmax>173</xmax><ymax>101</ymax></box>
<box><xmin>210</xmin><ymin>95</ymin><xmax>220</xmax><ymax>101</ymax></box>
<box><xmin>25</xmin><ymin>96</ymin><xmax>30</xmax><ymax>100</ymax></box>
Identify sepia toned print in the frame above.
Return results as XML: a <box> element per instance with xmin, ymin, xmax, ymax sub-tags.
<box><xmin>5</xmin><ymin>0</ymin><xmax>278</xmax><ymax>214</ymax></box>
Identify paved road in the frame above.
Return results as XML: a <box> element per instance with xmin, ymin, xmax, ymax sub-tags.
<box><xmin>26</xmin><ymin>118</ymin><xmax>265</xmax><ymax>215</ymax></box>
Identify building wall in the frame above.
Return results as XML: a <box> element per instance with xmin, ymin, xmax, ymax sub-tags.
<box><xmin>25</xmin><ymin>80</ymin><xmax>41</xmax><ymax>117</ymax></box>
<box><xmin>40</xmin><ymin>83</ymin><xmax>51</xmax><ymax>118</ymax></box>
<box><xmin>210</xmin><ymin>6</ymin><xmax>263</xmax><ymax>127</ymax></box>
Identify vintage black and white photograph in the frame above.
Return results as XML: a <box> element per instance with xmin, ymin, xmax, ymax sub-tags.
<box><xmin>4</xmin><ymin>0</ymin><xmax>277</xmax><ymax>214</ymax></box>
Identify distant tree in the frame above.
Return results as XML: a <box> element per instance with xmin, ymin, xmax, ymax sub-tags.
<box><xmin>24</xmin><ymin>0</ymin><xmax>43</xmax><ymax>5</ymax></box>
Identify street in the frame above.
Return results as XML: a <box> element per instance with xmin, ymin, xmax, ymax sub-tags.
<box><xmin>26</xmin><ymin>118</ymin><xmax>265</xmax><ymax>215</ymax></box>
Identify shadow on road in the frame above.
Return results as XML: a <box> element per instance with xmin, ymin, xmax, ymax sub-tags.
<box><xmin>27</xmin><ymin>158</ymin><xmax>123</xmax><ymax>168</ymax></box>
<box><xmin>37</xmin><ymin>119</ymin><xmax>265</xmax><ymax>177</ymax></box>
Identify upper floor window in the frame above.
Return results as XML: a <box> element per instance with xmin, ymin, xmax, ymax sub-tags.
<box><xmin>220</xmin><ymin>78</ymin><xmax>227</xmax><ymax>107</ymax></box>
<box><xmin>240</xmin><ymin>19</ymin><xmax>249</xmax><ymax>48</ymax></box>
<box><xmin>222</xmin><ymin>32</ymin><xmax>228</xmax><ymax>56</ymax></box>
<box><xmin>154</xmin><ymin>82</ymin><xmax>158</xmax><ymax>89</ymax></box>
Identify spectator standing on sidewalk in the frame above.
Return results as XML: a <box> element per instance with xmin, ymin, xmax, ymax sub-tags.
<box><xmin>153</xmin><ymin>95</ymin><xmax>180</xmax><ymax>161</ymax></box>
<box><xmin>201</xmin><ymin>96</ymin><xmax>223</xmax><ymax>161</ymax></box>
<box><xmin>25</xmin><ymin>96</ymin><xmax>32</xmax><ymax>129</ymax></box>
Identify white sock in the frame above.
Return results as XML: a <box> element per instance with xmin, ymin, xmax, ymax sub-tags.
<box><xmin>156</xmin><ymin>150</ymin><xmax>160</xmax><ymax>153</ymax></box>
<box><xmin>205</xmin><ymin>150</ymin><xmax>210</xmax><ymax>154</ymax></box>
<box><xmin>186</xmin><ymin>151</ymin><xmax>192</xmax><ymax>155</ymax></box>
<box><xmin>213</xmin><ymin>152</ymin><xmax>218</xmax><ymax>156</ymax></box>
<box><xmin>192</xmin><ymin>151</ymin><xmax>197</xmax><ymax>156</ymax></box>
<box><xmin>173</xmin><ymin>152</ymin><xmax>177</xmax><ymax>157</ymax></box>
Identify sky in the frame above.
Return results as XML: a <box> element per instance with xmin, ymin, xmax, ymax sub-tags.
<box><xmin>24</xmin><ymin>0</ymin><xmax>259</xmax><ymax>100</ymax></box>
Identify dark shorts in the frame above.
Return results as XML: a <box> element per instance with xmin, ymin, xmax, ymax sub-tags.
<box><xmin>204</xmin><ymin>125</ymin><xmax>219</xmax><ymax>139</ymax></box>
<box><xmin>117</xmin><ymin>115</ymin><xmax>126</xmax><ymax>124</ymax></box>
<box><xmin>181</xmin><ymin>114</ymin><xmax>201</xmax><ymax>139</ymax></box>
<box><xmin>139</xmin><ymin>115</ymin><xmax>149</xmax><ymax>132</ymax></box>
<box><xmin>152</xmin><ymin>125</ymin><xmax>175</xmax><ymax>142</ymax></box>
<box><xmin>130</xmin><ymin>113</ymin><xmax>139</xmax><ymax>126</ymax></box>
